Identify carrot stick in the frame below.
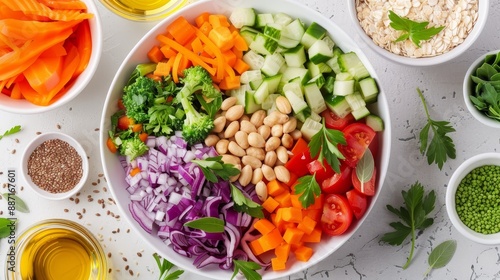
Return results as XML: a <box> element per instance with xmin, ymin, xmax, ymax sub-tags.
<box><xmin>172</xmin><ymin>53</ymin><xmax>183</xmax><ymax>83</ymax></box>
<box><xmin>194</xmin><ymin>27</ymin><xmax>225</xmax><ymax>81</ymax></box>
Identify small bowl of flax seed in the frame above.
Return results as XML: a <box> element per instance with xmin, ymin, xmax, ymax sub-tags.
<box><xmin>21</xmin><ymin>132</ymin><xmax>89</xmax><ymax>200</ymax></box>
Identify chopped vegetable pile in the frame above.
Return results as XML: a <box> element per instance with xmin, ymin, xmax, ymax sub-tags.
<box><xmin>0</xmin><ymin>0</ymin><xmax>93</xmax><ymax>106</ymax></box>
<box><xmin>107</xmin><ymin>7</ymin><xmax>385</xmax><ymax>278</ymax></box>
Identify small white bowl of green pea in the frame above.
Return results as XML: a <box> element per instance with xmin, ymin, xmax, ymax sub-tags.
<box><xmin>446</xmin><ymin>153</ymin><xmax>500</xmax><ymax>244</ymax></box>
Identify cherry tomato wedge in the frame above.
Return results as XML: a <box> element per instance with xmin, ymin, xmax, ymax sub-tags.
<box><xmin>339</xmin><ymin>123</ymin><xmax>376</xmax><ymax>167</ymax></box>
<box><xmin>321</xmin><ymin>164</ymin><xmax>353</xmax><ymax>194</ymax></box>
<box><xmin>307</xmin><ymin>159</ymin><xmax>335</xmax><ymax>183</ymax></box>
<box><xmin>346</xmin><ymin>189</ymin><xmax>368</xmax><ymax>220</ymax></box>
<box><xmin>352</xmin><ymin>166</ymin><xmax>377</xmax><ymax>196</ymax></box>
<box><xmin>321</xmin><ymin>194</ymin><xmax>353</xmax><ymax>236</ymax></box>
<box><xmin>322</xmin><ymin>109</ymin><xmax>354</xmax><ymax>130</ymax></box>
<box><xmin>117</xmin><ymin>115</ymin><xmax>134</xmax><ymax>130</ymax></box>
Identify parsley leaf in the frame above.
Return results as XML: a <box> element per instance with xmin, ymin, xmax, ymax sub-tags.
<box><xmin>308</xmin><ymin>121</ymin><xmax>345</xmax><ymax>173</ymax></box>
<box><xmin>381</xmin><ymin>182</ymin><xmax>436</xmax><ymax>269</ymax></box>
<box><xmin>153</xmin><ymin>253</ymin><xmax>184</xmax><ymax>280</ymax></box>
<box><xmin>389</xmin><ymin>10</ymin><xmax>444</xmax><ymax>48</ymax></box>
<box><xmin>0</xmin><ymin>125</ymin><xmax>21</xmax><ymax>141</ymax></box>
<box><xmin>417</xmin><ymin>88</ymin><xmax>456</xmax><ymax>170</ymax></box>
<box><xmin>231</xmin><ymin>260</ymin><xmax>262</xmax><ymax>280</ymax></box>
<box><xmin>230</xmin><ymin>183</ymin><xmax>264</xmax><ymax>218</ymax></box>
<box><xmin>294</xmin><ymin>174</ymin><xmax>321</xmax><ymax>209</ymax></box>
<box><xmin>192</xmin><ymin>156</ymin><xmax>241</xmax><ymax>183</ymax></box>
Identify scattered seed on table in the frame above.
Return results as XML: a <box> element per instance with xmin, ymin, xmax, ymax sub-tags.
<box><xmin>64</xmin><ymin>209</ymin><xmax>69</xmax><ymax>213</ymax></box>
<box><xmin>96</xmin><ymin>213</ymin><xmax>101</xmax><ymax>217</ymax></box>
<box><xmin>56</xmin><ymin>124</ymin><xmax>61</xmax><ymax>129</ymax></box>
<box><xmin>137</xmin><ymin>252</ymin><xmax>142</xmax><ymax>257</ymax></box>
<box><xmin>123</xmin><ymin>257</ymin><xmax>128</xmax><ymax>262</ymax></box>
<box><xmin>15</xmin><ymin>138</ymin><xmax>19</xmax><ymax>143</ymax></box>
<box><xmin>129</xmin><ymin>270</ymin><xmax>134</xmax><ymax>276</ymax></box>
<box><xmin>75</xmin><ymin>197</ymin><xmax>80</xmax><ymax>204</ymax></box>
<box><xmin>11</xmin><ymin>149</ymin><xmax>16</xmax><ymax>154</ymax></box>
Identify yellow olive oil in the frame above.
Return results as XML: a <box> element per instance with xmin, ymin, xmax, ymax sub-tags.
<box><xmin>99</xmin><ymin>0</ymin><xmax>187</xmax><ymax>21</ymax></box>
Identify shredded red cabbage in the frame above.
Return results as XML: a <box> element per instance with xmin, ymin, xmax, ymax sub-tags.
<box><xmin>121</xmin><ymin>134</ymin><xmax>267</xmax><ymax>270</ymax></box>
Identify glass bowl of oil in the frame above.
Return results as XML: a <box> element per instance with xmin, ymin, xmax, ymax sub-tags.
<box><xmin>99</xmin><ymin>0</ymin><xmax>189</xmax><ymax>21</ymax></box>
<box><xmin>5</xmin><ymin>219</ymin><xmax>107</xmax><ymax>280</ymax></box>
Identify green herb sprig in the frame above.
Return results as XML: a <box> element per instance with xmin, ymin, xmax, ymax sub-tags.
<box><xmin>417</xmin><ymin>88</ymin><xmax>456</xmax><ymax>170</ymax></box>
<box><xmin>0</xmin><ymin>218</ymin><xmax>15</xmax><ymax>239</ymax></box>
<box><xmin>192</xmin><ymin>156</ymin><xmax>241</xmax><ymax>183</ymax></box>
<box><xmin>381</xmin><ymin>182</ymin><xmax>436</xmax><ymax>269</ymax></box>
<box><xmin>425</xmin><ymin>239</ymin><xmax>457</xmax><ymax>276</ymax></box>
<box><xmin>0</xmin><ymin>125</ymin><xmax>21</xmax><ymax>141</ymax></box>
<box><xmin>231</xmin><ymin>260</ymin><xmax>262</xmax><ymax>280</ymax></box>
<box><xmin>153</xmin><ymin>253</ymin><xmax>184</xmax><ymax>280</ymax></box>
<box><xmin>389</xmin><ymin>10</ymin><xmax>444</xmax><ymax>48</ymax></box>
<box><xmin>308</xmin><ymin>121</ymin><xmax>346</xmax><ymax>173</ymax></box>
<box><xmin>293</xmin><ymin>174</ymin><xmax>321</xmax><ymax>209</ymax></box>
<box><xmin>184</xmin><ymin>217</ymin><xmax>225</xmax><ymax>233</ymax></box>
<box><xmin>230</xmin><ymin>184</ymin><xmax>264</xmax><ymax>218</ymax></box>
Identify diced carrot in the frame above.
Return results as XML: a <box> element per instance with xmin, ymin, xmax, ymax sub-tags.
<box><xmin>208</xmin><ymin>26</ymin><xmax>234</xmax><ymax>52</ymax></box>
<box><xmin>294</xmin><ymin>246</ymin><xmax>313</xmax><ymax>262</ymax></box>
<box><xmin>194</xmin><ymin>27</ymin><xmax>224</xmax><ymax>81</ymax></box>
<box><xmin>302</xmin><ymin>209</ymin><xmax>322</xmax><ymax>221</ymax></box>
<box><xmin>131</xmin><ymin>123</ymin><xmax>143</xmax><ymax>133</ymax></box>
<box><xmin>271</xmin><ymin>258</ymin><xmax>287</xmax><ymax>271</ymax></box>
<box><xmin>249</xmin><ymin>239</ymin><xmax>265</xmax><ymax>256</ymax></box>
<box><xmin>279</xmin><ymin>207</ymin><xmax>302</xmax><ymax>223</ymax></box>
<box><xmin>198</xmin><ymin>21</ymin><xmax>212</xmax><ymax>37</ymax></box>
<box><xmin>254</xmin><ymin>219</ymin><xmax>276</xmax><ymax>235</ymax></box>
<box><xmin>262</xmin><ymin>196</ymin><xmax>280</xmax><ymax>213</ymax></box>
<box><xmin>148</xmin><ymin>45</ymin><xmax>164</xmax><ymax>63</ymax></box>
<box><xmin>297</xmin><ymin>216</ymin><xmax>317</xmax><ymax>235</ymax></box>
<box><xmin>267</xmin><ymin>180</ymin><xmax>288</xmax><ymax>197</ymax></box>
<box><xmin>275</xmin><ymin>243</ymin><xmax>291</xmax><ymax>261</ymax></box>
<box><xmin>222</xmin><ymin>50</ymin><xmax>237</xmax><ymax>67</ymax></box>
<box><xmin>283</xmin><ymin>227</ymin><xmax>305</xmax><ymax>245</ymax></box>
<box><xmin>301</xmin><ymin>227</ymin><xmax>322</xmax><ymax>243</ymax></box>
<box><xmin>166</xmin><ymin>16</ymin><xmax>196</xmax><ymax>45</ymax></box>
<box><xmin>106</xmin><ymin>137</ymin><xmax>117</xmax><ymax>153</ymax></box>
<box><xmin>139</xmin><ymin>132</ymin><xmax>148</xmax><ymax>143</ymax></box>
<box><xmin>218</xmin><ymin>75</ymin><xmax>240</xmax><ymax>90</ymax></box>
<box><xmin>274</xmin><ymin>191</ymin><xmax>292</xmax><ymax>208</ymax></box>
<box><xmin>231</xmin><ymin>47</ymin><xmax>243</xmax><ymax>59</ymax></box>
<box><xmin>194</xmin><ymin>12</ymin><xmax>210</xmax><ymax>27</ymax></box>
<box><xmin>233</xmin><ymin>58</ymin><xmax>249</xmax><ymax>75</ymax></box>
<box><xmin>259</xmin><ymin>228</ymin><xmax>284</xmax><ymax>252</ymax></box>
<box><xmin>191</xmin><ymin>37</ymin><xmax>204</xmax><ymax>55</ymax></box>
<box><xmin>160</xmin><ymin>45</ymin><xmax>177</xmax><ymax>59</ymax></box>
<box><xmin>232</xmin><ymin>31</ymin><xmax>249</xmax><ymax>52</ymax></box>
<box><xmin>208</xmin><ymin>14</ymin><xmax>230</xmax><ymax>28</ymax></box>
<box><xmin>130</xmin><ymin>167</ymin><xmax>141</xmax><ymax>176</ymax></box>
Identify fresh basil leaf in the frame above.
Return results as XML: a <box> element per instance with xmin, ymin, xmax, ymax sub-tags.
<box><xmin>2</xmin><ymin>193</ymin><xmax>29</xmax><ymax>213</ymax></box>
<box><xmin>425</xmin><ymin>240</ymin><xmax>457</xmax><ymax>276</ymax></box>
<box><xmin>0</xmin><ymin>218</ymin><xmax>15</xmax><ymax>239</ymax></box>
<box><xmin>184</xmin><ymin>217</ymin><xmax>225</xmax><ymax>233</ymax></box>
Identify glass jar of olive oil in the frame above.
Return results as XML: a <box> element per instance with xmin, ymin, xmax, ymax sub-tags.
<box><xmin>99</xmin><ymin>0</ymin><xmax>189</xmax><ymax>21</ymax></box>
<box><xmin>5</xmin><ymin>219</ymin><xmax>107</xmax><ymax>280</ymax></box>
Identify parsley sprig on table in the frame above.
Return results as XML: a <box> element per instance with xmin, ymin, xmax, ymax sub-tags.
<box><xmin>153</xmin><ymin>253</ymin><xmax>184</xmax><ymax>280</ymax></box>
<box><xmin>0</xmin><ymin>125</ymin><xmax>21</xmax><ymax>141</ymax></box>
<box><xmin>381</xmin><ymin>182</ymin><xmax>436</xmax><ymax>269</ymax></box>
<box><xmin>308</xmin><ymin>121</ymin><xmax>346</xmax><ymax>173</ymax></box>
<box><xmin>417</xmin><ymin>88</ymin><xmax>456</xmax><ymax>170</ymax></box>
<box><xmin>389</xmin><ymin>10</ymin><xmax>444</xmax><ymax>48</ymax></box>
<box><xmin>231</xmin><ymin>260</ymin><xmax>262</xmax><ymax>280</ymax></box>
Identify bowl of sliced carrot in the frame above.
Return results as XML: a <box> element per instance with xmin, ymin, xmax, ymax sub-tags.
<box><xmin>0</xmin><ymin>0</ymin><xmax>102</xmax><ymax>114</ymax></box>
<box><xmin>100</xmin><ymin>0</ymin><xmax>391</xmax><ymax>279</ymax></box>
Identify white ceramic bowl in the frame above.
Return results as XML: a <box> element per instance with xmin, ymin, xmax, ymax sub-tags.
<box><xmin>347</xmin><ymin>0</ymin><xmax>489</xmax><ymax>66</ymax></box>
<box><xmin>0</xmin><ymin>0</ymin><xmax>102</xmax><ymax>114</ymax></box>
<box><xmin>21</xmin><ymin>132</ymin><xmax>89</xmax><ymax>200</ymax></box>
<box><xmin>463</xmin><ymin>49</ymin><xmax>500</xmax><ymax>128</ymax></box>
<box><xmin>446</xmin><ymin>153</ymin><xmax>500</xmax><ymax>245</ymax></box>
<box><xmin>99</xmin><ymin>0</ymin><xmax>392</xmax><ymax>278</ymax></box>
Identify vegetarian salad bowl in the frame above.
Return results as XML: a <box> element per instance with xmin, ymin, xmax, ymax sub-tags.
<box><xmin>99</xmin><ymin>0</ymin><xmax>391</xmax><ymax>278</ymax></box>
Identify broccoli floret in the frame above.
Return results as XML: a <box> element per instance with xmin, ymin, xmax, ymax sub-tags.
<box><xmin>119</xmin><ymin>134</ymin><xmax>149</xmax><ymax>160</ymax></box>
<box><xmin>122</xmin><ymin>76</ymin><xmax>160</xmax><ymax>123</ymax></box>
<box><xmin>175</xmin><ymin>66</ymin><xmax>221</xmax><ymax>145</ymax></box>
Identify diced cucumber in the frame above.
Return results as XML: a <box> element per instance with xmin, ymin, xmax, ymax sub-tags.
<box><xmin>250</xmin><ymin>78</ymin><xmax>264</xmax><ymax>90</ymax></box>
<box><xmin>281</xmin><ymin>19</ymin><xmax>305</xmax><ymax>42</ymax></box>
<box><xmin>282</xmin><ymin>80</ymin><xmax>303</xmax><ymax>98</ymax></box>
<box><xmin>303</xmin><ymin>83</ymin><xmax>327</xmax><ymax>114</ymax></box>
<box><xmin>333</xmin><ymin>80</ymin><xmax>354</xmax><ymax>96</ymax></box>
<box><xmin>229</xmin><ymin>8</ymin><xmax>256</xmax><ymax>28</ymax></box>
<box><xmin>253</xmin><ymin>74</ymin><xmax>282</xmax><ymax>104</ymax></box>
<box><xmin>358</xmin><ymin>77</ymin><xmax>379</xmax><ymax>103</ymax></box>
<box><xmin>240</xmin><ymin>70</ymin><xmax>262</xmax><ymax>84</ymax></box>
<box><xmin>335</xmin><ymin>72</ymin><xmax>353</xmax><ymax>81</ymax></box>
<box><xmin>278</xmin><ymin>37</ymin><xmax>299</xmax><ymax>49</ymax></box>
<box><xmin>345</xmin><ymin>92</ymin><xmax>366</xmax><ymax>111</ymax></box>
<box><xmin>309</xmin><ymin>111</ymin><xmax>322</xmax><ymax>123</ymax></box>
<box><xmin>284</xmin><ymin>90</ymin><xmax>308</xmax><ymax>114</ymax></box>
<box><xmin>261</xmin><ymin>52</ymin><xmax>286</xmax><ymax>76</ymax></box>
<box><xmin>307</xmin><ymin>61</ymin><xmax>331</xmax><ymax>77</ymax></box>
<box><xmin>262</xmin><ymin>93</ymin><xmax>280</xmax><ymax>110</ymax></box>
<box><xmin>243</xmin><ymin>50</ymin><xmax>265</xmax><ymax>70</ymax></box>
<box><xmin>338</xmin><ymin>52</ymin><xmax>370</xmax><ymax>80</ymax></box>
<box><xmin>307</xmin><ymin>74</ymin><xmax>326</xmax><ymax>89</ymax></box>
<box><xmin>325</xmin><ymin>95</ymin><xmax>352</xmax><ymax>118</ymax></box>
<box><xmin>245</xmin><ymin>90</ymin><xmax>262</xmax><ymax>114</ymax></box>
<box><xmin>351</xmin><ymin>106</ymin><xmax>370</xmax><ymax>120</ymax></box>
<box><xmin>322</xmin><ymin>35</ymin><xmax>335</xmax><ymax>51</ymax></box>
<box><xmin>263</xmin><ymin>23</ymin><xmax>282</xmax><ymax>40</ymax></box>
<box><xmin>281</xmin><ymin>67</ymin><xmax>310</xmax><ymax>85</ymax></box>
<box><xmin>273</xmin><ymin>13</ymin><xmax>293</xmax><ymax>27</ymax></box>
<box><xmin>239</xmin><ymin>26</ymin><xmax>259</xmax><ymax>46</ymax></box>
<box><xmin>326</xmin><ymin>47</ymin><xmax>344</xmax><ymax>74</ymax></box>
<box><xmin>300</xmin><ymin>22</ymin><xmax>326</xmax><ymax>49</ymax></box>
<box><xmin>365</xmin><ymin>114</ymin><xmax>384</xmax><ymax>131</ymax></box>
<box><xmin>249</xmin><ymin>33</ymin><xmax>278</xmax><ymax>55</ymax></box>
<box><xmin>300</xmin><ymin>117</ymin><xmax>322</xmax><ymax>141</ymax></box>
<box><xmin>308</xmin><ymin>39</ymin><xmax>333</xmax><ymax>64</ymax></box>
<box><xmin>229</xmin><ymin>84</ymin><xmax>251</xmax><ymax>106</ymax></box>
<box><xmin>322</xmin><ymin>75</ymin><xmax>335</xmax><ymax>95</ymax></box>
<box><xmin>255</xmin><ymin>13</ymin><xmax>274</xmax><ymax>28</ymax></box>
<box><xmin>283</xmin><ymin>45</ymin><xmax>306</xmax><ymax>67</ymax></box>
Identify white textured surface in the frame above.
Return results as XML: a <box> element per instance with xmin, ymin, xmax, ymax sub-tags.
<box><xmin>1</xmin><ymin>0</ymin><xmax>499</xmax><ymax>279</ymax></box>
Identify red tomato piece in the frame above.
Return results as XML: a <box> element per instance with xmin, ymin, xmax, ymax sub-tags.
<box><xmin>307</xmin><ymin>159</ymin><xmax>335</xmax><ymax>184</ymax></box>
<box><xmin>321</xmin><ymin>194</ymin><xmax>353</xmax><ymax>236</ymax></box>
<box><xmin>352</xmin><ymin>166</ymin><xmax>377</xmax><ymax>196</ymax></box>
<box><xmin>322</xmin><ymin>109</ymin><xmax>354</xmax><ymax>130</ymax></box>
<box><xmin>321</xmin><ymin>164</ymin><xmax>353</xmax><ymax>194</ymax></box>
<box><xmin>117</xmin><ymin>115</ymin><xmax>133</xmax><ymax>130</ymax></box>
<box><xmin>339</xmin><ymin>123</ymin><xmax>376</xmax><ymax>167</ymax></box>
<box><xmin>285</xmin><ymin>138</ymin><xmax>313</xmax><ymax>177</ymax></box>
<box><xmin>346</xmin><ymin>189</ymin><xmax>368</xmax><ymax>220</ymax></box>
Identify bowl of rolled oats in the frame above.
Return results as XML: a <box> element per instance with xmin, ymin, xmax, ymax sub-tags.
<box><xmin>348</xmin><ymin>0</ymin><xmax>489</xmax><ymax>66</ymax></box>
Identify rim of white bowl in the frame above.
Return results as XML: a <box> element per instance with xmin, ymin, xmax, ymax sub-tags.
<box><xmin>346</xmin><ymin>0</ymin><xmax>490</xmax><ymax>66</ymax></box>
<box><xmin>21</xmin><ymin>132</ymin><xmax>89</xmax><ymax>200</ymax></box>
<box><xmin>463</xmin><ymin>49</ymin><xmax>500</xmax><ymax>128</ymax></box>
<box><xmin>446</xmin><ymin>153</ymin><xmax>500</xmax><ymax>245</ymax></box>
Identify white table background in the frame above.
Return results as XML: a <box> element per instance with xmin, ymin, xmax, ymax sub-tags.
<box><xmin>1</xmin><ymin>0</ymin><xmax>500</xmax><ymax>279</ymax></box>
